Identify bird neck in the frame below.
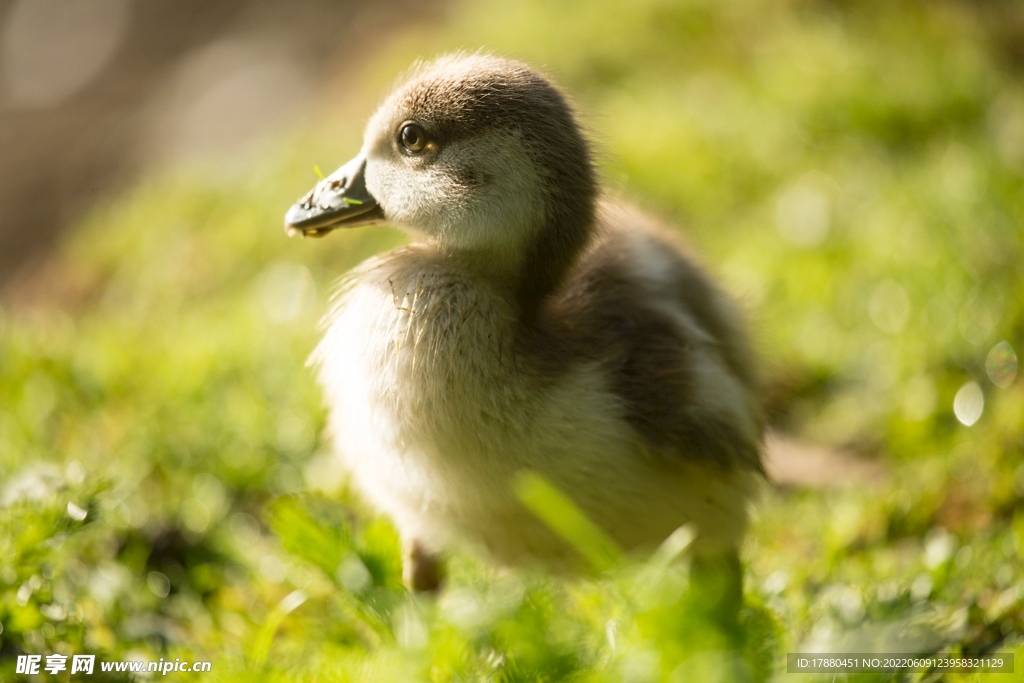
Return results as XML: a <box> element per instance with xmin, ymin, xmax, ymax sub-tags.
<box><xmin>431</xmin><ymin>204</ymin><xmax>595</xmax><ymax>326</ymax></box>
<box><xmin>514</xmin><ymin>197</ymin><xmax>596</xmax><ymax>325</ymax></box>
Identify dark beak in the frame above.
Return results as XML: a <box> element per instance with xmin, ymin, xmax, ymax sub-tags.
<box><xmin>284</xmin><ymin>155</ymin><xmax>384</xmax><ymax>237</ymax></box>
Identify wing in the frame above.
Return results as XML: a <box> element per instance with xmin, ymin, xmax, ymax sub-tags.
<box><xmin>533</xmin><ymin>201</ymin><xmax>764</xmax><ymax>471</ymax></box>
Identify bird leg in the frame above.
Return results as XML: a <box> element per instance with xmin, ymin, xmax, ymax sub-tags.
<box><xmin>403</xmin><ymin>538</ymin><xmax>445</xmax><ymax>593</ymax></box>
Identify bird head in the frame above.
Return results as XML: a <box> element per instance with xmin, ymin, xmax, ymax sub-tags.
<box><xmin>285</xmin><ymin>54</ymin><xmax>597</xmax><ymax>291</ymax></box>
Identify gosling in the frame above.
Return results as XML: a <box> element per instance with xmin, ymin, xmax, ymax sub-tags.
<box><xmin>285</xmin><ymin>54</ymin><xmax>764</xmax><ymax>594</ymax></box>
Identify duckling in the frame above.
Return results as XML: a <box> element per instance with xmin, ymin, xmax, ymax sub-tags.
<box><xmin>285</xmin><ymin>54</ymin><xmax>764</xmax><ymax>593</ymax></box>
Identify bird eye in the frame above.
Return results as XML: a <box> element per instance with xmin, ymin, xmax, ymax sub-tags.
<box><xmin>399</xmin><ymin>123</ymin><xmax>429</xmax><ymax>154</ymax></box>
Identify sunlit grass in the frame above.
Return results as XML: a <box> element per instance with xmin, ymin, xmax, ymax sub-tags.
<box><xmin>2</xmin><ymin>0</ymin><xmax>1024</xmax><ymax>680</ymax></box>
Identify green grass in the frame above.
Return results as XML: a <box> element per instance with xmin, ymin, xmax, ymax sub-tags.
<box><xmin>2</xmin><ymin>0</ymin><xmax>1023</xmax><ymax>680</ymax></box>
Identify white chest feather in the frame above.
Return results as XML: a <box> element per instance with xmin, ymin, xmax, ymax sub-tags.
<box><xmin>313</xmin><ymin>247</ymin><xmax>753</xmax><ymax>566</ymax></box>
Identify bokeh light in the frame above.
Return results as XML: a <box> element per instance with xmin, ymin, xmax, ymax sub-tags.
<box><xmin>775</xmin><ymin>180</ymin><xmax>830</xmax><ymax>247</ymax></box>
<box><xmin>0</xmin><ymin>0</ymin><xmax>130</xmax><ymax>109</ymax></box>
<box><xmin>953</xmin><ymin>380</ymin><xmax>984</xmax><ymax>427</ymax></box>
<box><xmin>985</xmin><ymin>341</ymin><xmax>1018</xmax><ymax>388</ymax></box>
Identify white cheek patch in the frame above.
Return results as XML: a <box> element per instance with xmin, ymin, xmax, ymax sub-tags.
<box><xmin>447</xmin><ymin>131</ymin><xmax>545</xmax><ymax>253</ymax></box>
<box><xmin>365</xmin><ymin>159</ymin><xmax>468</xmax><ymax>238</ymax></box>
<box><xmin>364</xmin><ymin>131</ymin><xmax>547</xmax><ymax>258</ymax></box>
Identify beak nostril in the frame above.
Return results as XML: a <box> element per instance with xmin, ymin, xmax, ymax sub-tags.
<box><xmin>284</xmin><ymin>154</ymin><xmax>379</xmax><ymax>233</ymax></box>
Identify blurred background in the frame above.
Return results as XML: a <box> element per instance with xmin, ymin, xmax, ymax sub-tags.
<box><xmin>1</xmin><ymin>0</ymin><xmax>1023</xmax><ymax>680</ymax></box>
<box><xmin>0</xmin><ymin>0</ymin><xmax>441</xmax><ymax>287</ymax></box>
